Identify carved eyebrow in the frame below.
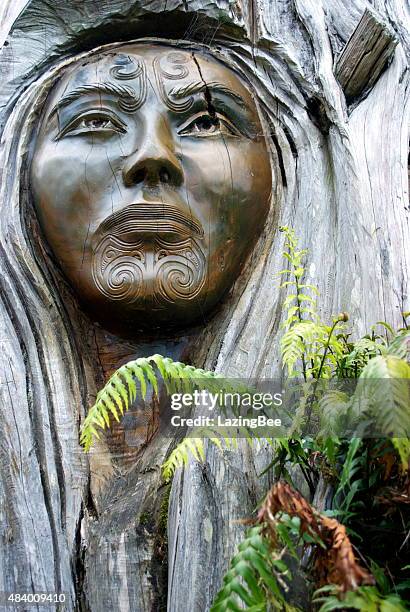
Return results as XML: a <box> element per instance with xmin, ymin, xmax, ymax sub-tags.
<box><xmin>168</xmin><ymin>81</ymin><xmax>247</xmax><ymax>108</ymax></box>
<box><xmin>49</xmin><ymin>83</ymin><xmax>139</xmax><ymax>116</ymax></box>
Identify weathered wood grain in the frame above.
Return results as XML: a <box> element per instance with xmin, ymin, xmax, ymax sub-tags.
<box><xmin>336</xmin><ymin>8</ymin><xmax>398</xmax><ymax>103</ymax></box>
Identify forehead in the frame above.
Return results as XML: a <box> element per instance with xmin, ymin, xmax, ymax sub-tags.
<box><xmin>51</xmin><ymin>43</ymin><xmax>255</xmax><ymax>107</ymax></box>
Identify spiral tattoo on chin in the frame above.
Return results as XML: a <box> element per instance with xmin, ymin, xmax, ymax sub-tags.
<box><xmin>91</xmin><ymin>235</ymin><xmax>206</xmax><ymax>308</ymax></box>
<box><xmin>154</xmin><ymin>237</ymin><xmax>206</xmax><ymax>304</ymax></box>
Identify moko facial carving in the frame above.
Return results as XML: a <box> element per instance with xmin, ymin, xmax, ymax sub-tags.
<box><xmin>31</xmin><ymin>44</ymin><xmax>272</xmax><ymax>332</ymax></box>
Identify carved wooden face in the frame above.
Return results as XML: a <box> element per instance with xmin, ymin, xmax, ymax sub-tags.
<box><xmin>31</xmin><ymin>44</ymin><xmax>272</xmax><ymax>333</ymax></box>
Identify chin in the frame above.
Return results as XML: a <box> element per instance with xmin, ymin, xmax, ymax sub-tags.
<box><xmin>84</xmin><ymin>292</ymin><xmax>218</xmax><ymax>336</ymax></box>
<box><xmin>90</xmin><ymin>234</ymin><xmax>207</xmax><ymax>307</ymax></box>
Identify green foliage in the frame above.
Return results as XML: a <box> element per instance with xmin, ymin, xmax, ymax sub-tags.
<box><xmin>163</xmin><ymin>429</ymin><xmax>243</xmax><ymax>482</ymax></box>
<box><xmin>163</xmin><ymin>426</ymin><xmax>275</xmax><ymax>482</ymax></box>
<box><xmin>313</xmin><ymin>585</ymin><xmax>409</xmax><ymax>611</ymax></box>
<box><xmin>357</xmin><ymin>354</ymin><xmax>410</xmax><ymax>445</ymax></box>
<box><xmin>278</xmin><ymin>226</ymin><xmax>347</xmax><ymax>380</ymax></box>
<box><xmin>209</xmin><ymin>228</ymin><xmax>410</xmax><ymax>611</ymax></box>
<box><xmin>81</xmin><ymin>354</ymin><xmax>261</xmax><ymax>481</ymax></box>
<box><xmin>330</xmin><ymin>438</ymin><xmax>365</xmax><ymax>524</ymax></box>
<box><xmin>338</xmin><ymin>336</ymin><xmax>386</xmax><ymax>378</ymax></box>
<box><xmin>388</xmin><ymin>330</ymin><xmax>410</xmax><ymax>361</ymax></box>
<box><xmin>210</xmin><ymin>523</ymin><xmax>301</xmax><ymax>612</ymax></box>
<box><xmin>278</xmin><ymin>226</ymin><xmax>410</xmax><ymax>467</ymax></box>
<box><xmin>80</xmin><ymin>354</ymin><xmax>223</xmax><ymax>451</ymax></box>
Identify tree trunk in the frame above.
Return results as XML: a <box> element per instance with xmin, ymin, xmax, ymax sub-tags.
<box><xmin>0</xmin><ymin>1</ymin><xmax>408</xmax><ymax>611</ymax></box>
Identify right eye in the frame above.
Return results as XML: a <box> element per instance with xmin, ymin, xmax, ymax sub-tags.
<box><xmin>81</xmin><ymin>117</ymin><xmax>114</xmax><ymax>129</ymax></box>
<box><xmin>56</xmin><ymin>112</ymin><xmax>126</xmax><ymax>139</ymax></box>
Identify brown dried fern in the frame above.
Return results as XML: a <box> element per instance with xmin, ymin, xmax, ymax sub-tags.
<box><xmin>257</xmin><ymin>481</ymin><xmax>374</xmax><ymax>593</ymax></box>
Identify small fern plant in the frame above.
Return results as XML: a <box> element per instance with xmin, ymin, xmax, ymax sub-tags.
<box><xmin>278</xmin><ymin>225</ymin><xmax>347</xmax><ymax>381</ymax></box>
<box><xmin>210</xmin><ymin>524</ymin><xmax>298</xmax><ymax>612</ymax></box>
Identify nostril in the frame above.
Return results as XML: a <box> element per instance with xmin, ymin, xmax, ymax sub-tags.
<box><xmin>159</xmin><ymin>167</ymin><xmax>171</xmax><ymax>184</ymax></box>
<box><xmin>124</xmin><ymin>161</ymin><xmax>179</xmax><ymax>187</ymax></box>
<box><xmin>132</xmin><ymin>168</ymin><xmax>146</xmax><ymax>184</ymax></box>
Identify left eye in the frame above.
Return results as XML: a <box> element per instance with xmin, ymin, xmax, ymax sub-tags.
<box><xmin>179</xmin><ymin>113</ymin><xmax>239</xmax><ymax>137</ymax></box>
<box><xmin>189</xmin><ymin>115</ymin><xmax>220</xmax><ymax>133</ymax></box>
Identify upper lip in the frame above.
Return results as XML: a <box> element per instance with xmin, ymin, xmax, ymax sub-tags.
<box><xmin>98</xmin><ymin>202</ymin><xmax>204</xmax><ymax>238</ymax></box>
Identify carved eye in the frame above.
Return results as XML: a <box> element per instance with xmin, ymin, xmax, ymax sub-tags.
<box><xmin>57</xmin><ymin>112</ymin><xmax>126</xmax><ymax>139</ymax></box>
<box><xmin>81</xmin><ymin>117</ymin><xmax>114</xmax><ymax>129</ymax></box>
<box><xmin>179</xmin><ymin>112</ymin><xmax>240</xmax><ymax>137</ymax></box>
<box><xmin>190</xmin><ymin>115</ymin><xmax>220</xmax><ymax>133</ymax></box>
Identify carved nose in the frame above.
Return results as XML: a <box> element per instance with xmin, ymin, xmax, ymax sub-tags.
<box><xmin>122</xmin><ymin>136</ymin><xmax>183</xmax><ymax>188</ymax></box>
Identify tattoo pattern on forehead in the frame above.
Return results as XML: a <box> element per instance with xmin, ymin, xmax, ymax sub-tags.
<box><xmin>109</xmin><ymin>54</ymin><xmax>144</xmax><ymax>80</ymax></box>
<box><xmin>107</xmin><ymin>54</ymin><xmax>147</xmax><ymax>112</ymax></box>
<box><xmin>153</xmin><ymin>52</ymin><xmax>195</xmax><ymax>113</ymax></box>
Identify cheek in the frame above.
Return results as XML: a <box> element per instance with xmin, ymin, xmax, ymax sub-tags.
<box><xmin>31</xmin><ymin>143</ymin><xmax>120</xmax><ymax>242</ymax></box>
<box><xmin>182</xmin><ymin>138</ymin><xmax>271</xmax><ymax>293</ymax></box>
<box><xmin>184</xmin><ymin>138</ymin><xmax>272</xmax><ymax>236</ymax></box>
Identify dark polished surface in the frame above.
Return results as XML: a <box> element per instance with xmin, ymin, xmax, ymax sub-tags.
<box><xmin>31</xmin><ymin>44</ymin><xmax>272</xmax><ymax>333</ymax></box>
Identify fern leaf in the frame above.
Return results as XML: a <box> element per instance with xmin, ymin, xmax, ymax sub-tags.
<box><xmin>107</xmin><ymin>385</ymin><xmax>124</xmax><ymax>415</ymax></box>
<box><xmin>80</xmin><ymin>355</ymin><xmax>224</xmax><ymax>452</ymax></box>
<box><xmin>387</xmin><ymin>330</ymin><xmax>410</xmax><ymax>362</ymax></box>
<box><xmin>298</xmin><ymin>283</ymin><xmax>320</xmax><ymax>295</ymax></box>
<box><xmin>120</xmin><ymin>368</ymin><xmax>137</xmax><ymax>403</ymax></box>
<box><xmin>391</xmin><ymin>438</ymin><xmax>410</xmax><ymax>472</ymax></box>
<box><xmin>103</xmin><ymin>394</ymin><xmax>120</xmax><ymax>422</ymax></box>
<box><xmin>313</xmin><ymin>585</ymin><xmax>409</xmax><ymax>612</ymax></box>
<box><xmin>372</xmin><ymin>321</ymin><xmax>395</xmax><ymax>336</ymax></box>
<box><xmin>162</xmin><ymin>437</ymin><xmax>205</xmax><ymax>482</ymax></box>
<box><xmin>355</xmin><ymin>355</ymin><xmax>410</xmax><ymax>438</ymax></box>
<box><xmin>283</xmin><ymin>294</ymin><xmax>298</xmax><ymax>308</ymax></box>
<box><xmin>150</xmin><ymin>354</ymin><xmax>169</xmax><ymax>384</ymax></box>
<box><xmin>297</xmin><ymin>293</ymin><xmax>316</xmax><ymax>304</ymax></box>
<box><xmin>343</xmin><ymin>338</ymin><xmax>385</xmax><ymax>375</ymax></box>
<box><xmin>318</xmin><ymin>391</ymin><xmax>351</xmax><ymax>438</ymax></box>
<box><xmin>137</xmin><ymin>359</ymin><xmax>158</xmax><ymax>394</ymax></box>
<box><xmin>185</xmin><ymin>437</ymin><xmax>206</xmax><ymax>462</ymax></box>
<box><xmin>161</xmin><ymin>425</ymin><xmax>259</xmax><ymax>481</ymax></box>
<box><xmin>128</xmin><ymin>363</ymin><xmax>147</xmax><ymax>398</ymax></box>
<box><xmin>98</xmin><ymin>402</ymin><xmax>111</xmax><ymax>427</ymax></box>
<box><xmin>112</xmin><ymin>373</ymin><xmax>128</xmax><ymax>407</ymax></box>
<box><xmin>281</xmin><ymin>321</ymin><xmax>324</xmax><ymax>375</ymax></box>
<box><xmin>210</xmin><ymin>525</ymin><xmax>287</xmax><ymax>611</ymax></box>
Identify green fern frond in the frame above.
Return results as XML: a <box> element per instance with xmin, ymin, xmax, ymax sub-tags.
<box><xmin>354</xmin><ymin>355</ymin><xmax>410</xmax><ymax>440</ymax></box>
<box><xmin>210</xmin><ymin>525</ymin><xmax>291</xmax><ymax>612</ymax></box>
<box><xmin>162</xmin><ymin>438</ymin><xmax>207</xmax><ymax>482</ymax></box>
<box><xmin>281</xmin><ymin>321</ymin><xmax>325</xmax><ymax>376</ymax></box>
<box><xmin>80</xmin><ymin>354</ymin><xmax>222</xmax><ymax>452</ymax></box>
<box><xmin>338</xmin><ymin>337</ymin><xmax>386</xmax><ymax>378</ymax></box>
<box><xmin>391</xmin><ymin>438</ymin><xmax>410</xmax><ymax>471</ymax></box>
<box><xmin>313</xmin><ymin>585</ymin><xmax>409</xmax><ymax>612</ymax></box>
<box><xmin>298</xmin><ymin>283</ymin><xmax>320</xmax><ymax>295</ymax></box>
<box><xmin>162</xmin><ymin>427</ymin><xmax>273</xmax><ymax>482</ymax></box>
<box><xmin>343</xmin><ymin>353</ymin><xmax>410</xmax><ymax>468</ymax></box>
<box><xmin>387</xmin><ymin>330</ymin><xmax>410</xmax><ymax>362</ymax></box>
<box><xmin>318</xmin><ymin>390</ymin><xmax>352</xmax><ymax>438</ymax></box>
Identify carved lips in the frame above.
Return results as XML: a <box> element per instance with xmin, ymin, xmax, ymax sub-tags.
<box><xmin>95</xmin><ymin>202</ymin><xmax>204</xmax><ymax>240</ymax></box>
